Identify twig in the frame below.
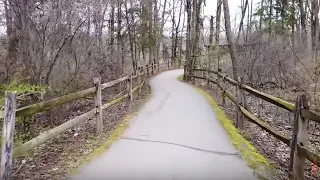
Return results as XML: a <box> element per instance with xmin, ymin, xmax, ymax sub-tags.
<box><xmin>13</xmin><ymin>160</ymin><xmax>26</xmax><ymax>176</ymax></box>
<box><xmin>104</xmin><ymin>89</ymin><xmax>127</xmax><ymax>100</ymax></box>
<box><xmin>288</xmin><ymin>42</ymin><xmax>314</xmax><ymax>82</ymax></box>
<box><xmin>17</xmin><ymin>92</ymin><xmax>43</xmax><ymax>100</ymax></box>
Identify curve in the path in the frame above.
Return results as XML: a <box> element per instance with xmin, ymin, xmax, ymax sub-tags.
<box><xmin>71</xmin><ymin>69</ymin><xmax>256</xmax><ymax>180</ymax></box>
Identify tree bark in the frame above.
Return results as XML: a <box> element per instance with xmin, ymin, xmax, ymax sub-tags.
<box><xmin>209</xmin><ymin>15</ymin><xmax>214</xmax><ymax>47</ymax></box>
<box><xmin>125</xmin><ymin>0</ymin><xmax>137</xmax><ymax>72</ymax></box>
<box><xmin>174</xmin><ymin>0</ymin><xmax>183</xmax><ymax>63</ymax></box>
<box><xmin>216</xmin><ymin>0</ymin><xmax>222</xmax><ymax>70</ymax></box>
<box><xmin>222</xmin><ymin>0</ymin><xmax>239</xmax><ymax>79</ymax></box>
<box><xmin>186</xmin><ymin>0</ymin><xmax>192</xmax><ymax>70</ymax></box>
<box><xmin>236</xmin><ymin>0</ymin><xmax>248</xmax><ymax>43</ymax></box>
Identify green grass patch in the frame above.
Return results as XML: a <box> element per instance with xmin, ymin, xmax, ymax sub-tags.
<box><xmin>194</xmin><ymin>87</ymin><xmax>269</xmax><ymax>169</ymax></box>
<box><xmin>177</xmin><ymin>75</ymin><xmax>184</xmax><ymax>81</ymax></box>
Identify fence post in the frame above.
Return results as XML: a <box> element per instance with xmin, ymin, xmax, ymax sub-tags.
<box><xmin>183</xmin><ymin>65</ymin><xmax>187</xmax><ymax>81</ymax></box>
<box><xmin>157</xmin><ymin>62</ymin><xmax>160</xmax><ymax>73</ymax></box>
<box><xmin>137</xmin><ymin>67</ymin><xmax>141</xmax><ymax>96</ymax></box>
<box><xmin>206</xmin><ymin>68</ymin><xmax>210</xmax><ymax>87</ymax></box>
<box><xmin>217</xmin><ymin>68</ymin><xmax>222</xmax><ymax>84</ymax></box>
<box><xmin>236</xmin><ymin>77</ymin><xmax>244</xmax><ymax>130</ymax></box>
<box><xmin>1</xmin><ymin>92</ymin><xmax>17</xmax><ymax>180</ymax></box>
<box><xmin>192</xmin><ymin>67</ymin><xmax>195</xmax><ymax>85</ymax></box>
<box><xmin>289</xmin><ymin>96</ymin><xmax>301</xmax><ymax>178</ymax></box>
<box><xmin>128</xmin><ymin>73</ymin><xmax>133</xmax><ymax>102</ymax></box>
<box><xmin>239</xmin><ymin>77</ymin><xmax>249</xmax><ymax>111</ymax></box>
<box><xmin>151</xmin><ymin>63</ymin><xmax>154</xmax><ymax>75</ymax></box>
<box><xmin>146</xmin><ymin>65</ymin><xmax>150</xmax><ymax>78</ymax></box>
<box><xmin>93</xmin><ymin>77</ymin><xmax>103</xmax><ymax>134</ymax></box>
<box><xmin>143</xmin><ymin>65</ymin><xmax>148</xmax><ymax>92</ymax></box>
<box><xmin>293</xmin><ymin>94</ymin><xmax>309</xmax><ymax>180</ymax></box>
<box><xmin>222</xmin><ymin>74</ymin><xmax>227</xmax><ymax>106</ymax></box>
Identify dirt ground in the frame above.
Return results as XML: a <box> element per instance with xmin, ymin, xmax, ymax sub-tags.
<box><xmin>11</xmin><ymin>89</ymin><xmax>150</xmax><ymax>180</ymax></box>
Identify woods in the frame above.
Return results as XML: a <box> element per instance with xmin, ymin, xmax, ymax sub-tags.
<box><xmin>1</xmin><ymin>0</ymin><xmax>320</xmax><ymax>179</ymax></box>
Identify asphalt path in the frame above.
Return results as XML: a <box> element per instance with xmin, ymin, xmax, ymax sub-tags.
<box><xmin>71</xmin><ymin>69</ymin><xmax>256</xmax><ymax>180</ymax></box>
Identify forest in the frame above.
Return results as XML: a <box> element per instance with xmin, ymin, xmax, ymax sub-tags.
<box><xmin>0</xmin><ymin>0</ymin><xmax>320</xmax><ymax>179</ymax></box>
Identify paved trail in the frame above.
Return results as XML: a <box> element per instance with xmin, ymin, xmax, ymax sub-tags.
<box><xmin>71</xmin><ymin>69</ymin><xmax>256</xmax><ymax>180</ymax></box>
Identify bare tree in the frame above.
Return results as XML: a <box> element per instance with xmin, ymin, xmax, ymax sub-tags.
<box><xmin>222</xmin><ymin>0</ymin><xmax>239</xmax><ymax>79</ymax></box>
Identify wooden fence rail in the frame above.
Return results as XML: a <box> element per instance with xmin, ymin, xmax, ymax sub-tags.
<box><xmin>0</xmin><ymin>61</ymin><xmax>186</xmax><ymax>180</ymax></box>
<box><xmin>186</xmin><ymin>67</ymin><xmax>320</xmax><ymax>179</ymax></box>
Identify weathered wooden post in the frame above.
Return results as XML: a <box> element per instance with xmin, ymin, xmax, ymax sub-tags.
<box><xmin>221</xmin><ymin>74</ymin><xmax>227</xmax><ymax>106</ymax></box>
<box><xmin>206</xmin><ymin>68</ymin><xmax>210</xmax><ymax>87</ymax></box>
<box><xmin>1</xmin><ymin>92</ymin><xmax>17</xmax><ymax>180</ymax></box>
<box><xmin>236</xmin><ymin>77</ymin><xmax>244</xmax><ymax>130</ymax></box>
<box><xmin>183</xmin><ymin>65</ymin><xmax>186</xmax><ymax>80</ymax></box>
<box><xmin>157</xmin><ymin>62</ymin><xmax>160</xmax><ymax>73</ymax></box>
<box><xmin>143</xmin><ymin>65</ymin><xmax>148</xmax><ymax>92</ymax></box>
<box><xmin>93</xmin><ymin>77</ymin><xmax>103</xmax><ymax>134</ymax></box>
<box><xmin>129</xmin><ymin>73</ymin><xmax>133</xmax><ymax>102</ymax></box>
<box><xmin>151</xmin><ymin>63</ymin><xmax>154</xmax><ymax>76</ymax></box>
<box><xmin>146</xmin><ymin>65</ymin><xmax>150</xmax><ymax>78</ymax></box>
<box><xmin>217</xmin><ymin>68</ymin><xmax>222</xmax><ymax>84</ymax></box>
<box><xmin>187</xmin><ymin>65</ymin><xmax>191</xmax><ymax>81</ymax></box>
<box><xmin>293</xmin><ymin>94</ymin><xmax>309</xmax><ymax>180</ymax></box>
<box><xmin>192</xmin><ymin>66</ymin><xmax>195</xmax><ymax>85</ymax></box>
<box><xmin>137</xmin><ymin>67</ymin><xmax>142</xmax><ymax>96</ymax></box>
<box><xmin>289</xmin><ymin>96</ymin><xmax>301</xmax><ymax>178</ymax></box>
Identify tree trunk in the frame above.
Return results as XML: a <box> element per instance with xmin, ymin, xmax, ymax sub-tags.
<box><xmin>269</xmin><ymin>0</ymin><xmax>272</xmax><ymax>35</ymax></box>
<box><xmin>311</xmin><ymin>0</ymin><xmax>319</xmax><ymax>57</ymax></box>
<box><xmin>117</xmin><ymin>0</ymin><xmax>125</xmax><ymax>73</ymax></box>
<box><xmin>222</xmin><ymin>0</ymin><xmax>239</xmax><ymax>79</ymax></box>
<box><xmin>4</xmin><ymin>0</ymin><xmax>18</xmax><ymax>81</ymax></box>
<box><xmin>186</xmin><ymin>0</ymin><xmax>192</xmax><ymax>70</ymax></box>
<box><xmin>291</xmin><ymin>0</ymin><xmax>295</xmax><ymax>50</ymax></box>
<box><xmin>236</xmin><ymin>0</ymin><xmax>248</xmax><ymax>43</ymax></box>
<box><xmin>147</xmin><ymin>0</ymin><xmax>153</xmax><ymax>64</ymax></box>
<box><xmin>110</xmin><ymin>0</ymin><xmax>115</xmax><ymax>72</ymax></box>
<box><xmin>153</xmin><ymin>0</ymin><xmax>158</xmax><ymax>64</ymax></box>
<box><xmin>171</xmin><ymin>0</ymin><xmax>176</xmax><ymax>64</ymax></box>
<box><xmin>209</xmin><ymin>15</ymin><xmax>214</xmax><ymax>47</ymax></box>
<box><xmin>259</xmin><ymin>0</ymin><xmax>264</xmax><ymax>31</ymax></box>
<box><xmin>125</xmin><ymin>0</ymin><xmax>136</xmax><ymax>72</ymax></box>
<box><xmin>156</xmin><ymin>0</ymin><xmax>167</xmax><ymax>63</ymax></box>
<box><xmin>299</xmin><ymin>0</ymin><xmax>306</xmax><ymax>44</ymax></box>
<box><xmin>174</xmin><ymin>0</ymin><xmax>183</xmax><ymax>63</ymax></box>
<box><xmin>216</xmin><ymin>0</ymin><xmax>222</xmax><ymax>70</ymax></box>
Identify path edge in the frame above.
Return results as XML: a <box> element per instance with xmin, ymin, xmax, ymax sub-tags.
<box><xmin>69</xmin><ymin>92</ymin><xmax>152</xmax><ymax>176</ymax></box>
<box><xmin>178</xmin><ymin>75</ymin><xmax>278</xmax><ymax>180</ymax></box>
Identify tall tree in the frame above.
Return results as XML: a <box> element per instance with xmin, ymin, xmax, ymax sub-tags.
<box><xmin>216</xmin><ymin>0</ymin><xmax>222</xmax><ymax>70</ymax></box>
<box><xmin>222</xmin><ymin>0</ymin><xmax>239</xmax><ymax>79</ymax></box>
<box><xmin>299</xmin><ymin>0</ymin><xmax>307</xmax><ymax>43</ymax></box>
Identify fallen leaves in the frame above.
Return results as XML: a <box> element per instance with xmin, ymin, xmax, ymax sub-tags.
<box><xmin>11</xmin><ymin>89</ymin><xmax>149</xmax><ymax>180</ymax></box>
<box><xmin>194</xmin><ymin>79</ymin><xmax>320</xmax><ymax>180</ymax></box>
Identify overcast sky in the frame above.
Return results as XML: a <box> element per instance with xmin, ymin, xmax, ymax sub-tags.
<box><xmin>201</xmin><ymin>0</ymin><xmax>259</xmax><ymax>35</ymax></box>
<box><xmin>204</xmin><ymin>0</ymin><xmax>259</xmax><ymax>18</ymax></box>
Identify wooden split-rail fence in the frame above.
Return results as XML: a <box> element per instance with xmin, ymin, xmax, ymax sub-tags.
<box><xmin>0</xmin><ymin>61</ymin><xmax>185</xmax><ymax>180</ymax></box>
<box><xmin>185</xmin><ymin>67</ymin><xmax>320</xmax><ymax>180</ymax></box>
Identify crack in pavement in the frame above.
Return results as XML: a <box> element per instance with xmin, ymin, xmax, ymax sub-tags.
<box><xmin>121</xmin><ymin>137</ymin><xmax>240</xmax><ymax>156</ymax></box>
